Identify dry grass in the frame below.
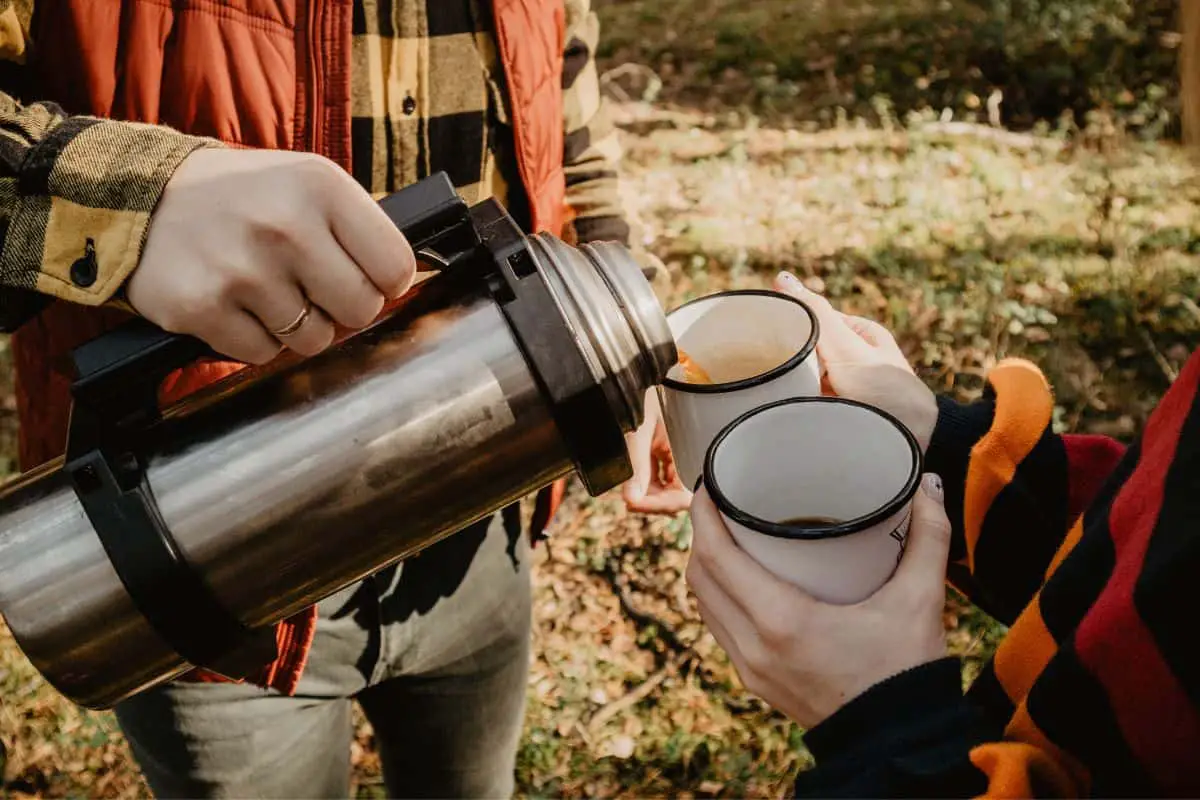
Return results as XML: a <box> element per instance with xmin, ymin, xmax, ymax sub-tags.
<box><xmin>4</xmin><ymin>2</ymin><xmax>1200</xmax><ymax>794</ymax></box>
<box><xmin>4</xmin><ymin>105</ymin><xmax>1198</xmax><ymax>797</ymax></box>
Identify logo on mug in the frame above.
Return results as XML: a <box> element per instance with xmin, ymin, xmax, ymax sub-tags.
<box><xmin>889</xmin><ymin>512</ymin><xmax>912</xmax><ymax>567</ymax></box>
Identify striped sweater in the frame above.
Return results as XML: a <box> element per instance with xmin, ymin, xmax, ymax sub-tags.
<box><xmin>794</xmin><ymin>352</ymin><xmax>1200</xmax><ymax>797</ymax></box>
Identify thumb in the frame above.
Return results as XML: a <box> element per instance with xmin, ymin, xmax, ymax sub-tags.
<box><xmin>844</xmin><ymin>314</ymin><xmax>909</xmax><ymax>365</ymax></box>
<box><xmin>773</xmin><ymin>272</ymin><xmax>870</xmax><ymax>364</ymax></box>
<box><xmin>622</xmin><ymin>392</ymin><xmax>658</xmax><ymax>502</ymax></box>
<box><xmin>887</xmin><ymin>473</ymin><xmax>952</xmax><ymax>594</ymax></box>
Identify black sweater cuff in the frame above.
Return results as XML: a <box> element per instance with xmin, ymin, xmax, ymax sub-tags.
<box><xmin>925</xmin><ymin>395</ymin><xmax>996</xmax><ymax>565</ymax></box>
<box><xmin>925</xmin><ymin>395</ymin><xmax>996</xmax><ymax>482</ymax></box>
<box><xmin>794</xmin><ymin>658</ymin><xmax>998</xmax><ymax>798</ymax></box>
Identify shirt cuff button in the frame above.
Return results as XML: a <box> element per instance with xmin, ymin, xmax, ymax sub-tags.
<box><xmin>70</xmin><ymin>238</ymin><xmax>99</xmax><ymax>288</ymax></box>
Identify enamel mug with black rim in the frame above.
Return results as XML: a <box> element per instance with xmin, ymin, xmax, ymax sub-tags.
<box><xmin>703</xmin><ymin>397</ymin><xmax>923</xmax><ymax>605</ymax></box>
<box><xmin>659</xmin><ymin>290</ymin><xmax>821</xmax><ymax>490</ymax></box>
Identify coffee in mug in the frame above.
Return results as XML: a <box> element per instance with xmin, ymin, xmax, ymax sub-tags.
<box><xmin>660</xmin><ymin>290</ymin><xmax>821</xmax><ymax>490</ymax></box>
<box><xmin>701</xmin><ymin>397</ymin><xmax>922</xmax><ymax>605</ymax></box>
<box><xmin>780</xmin><ymin>516</ymin><xmax>843</xmax><ymax>527</ymax></box>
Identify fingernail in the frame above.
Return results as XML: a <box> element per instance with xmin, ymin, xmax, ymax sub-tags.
<box><xmin>922</xmin><ymin>473</ymin><xmax>944</xmax><ymax>501</ymax></box>
<box><xmin>777</xmin><ymin>271</ymin><xmax>800</xmax><ymax>287</ymax></box>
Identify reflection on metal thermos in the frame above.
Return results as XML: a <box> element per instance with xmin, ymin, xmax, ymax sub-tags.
<box><xmin>0</xmin><ymin>173</ymin><xmax>676</xmax><ymax>710</ymax></box>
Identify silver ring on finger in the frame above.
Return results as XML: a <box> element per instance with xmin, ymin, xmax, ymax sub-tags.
<box><xmin>270</xmin><ymin>300</ymin><xmax>313</xmax><ymax>338</ymax></box>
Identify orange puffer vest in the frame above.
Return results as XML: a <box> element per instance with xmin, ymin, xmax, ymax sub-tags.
<box><xmin>12</xmin><ymin>0</ymin><xmax>568</xmax><ymax>694</ymax></box>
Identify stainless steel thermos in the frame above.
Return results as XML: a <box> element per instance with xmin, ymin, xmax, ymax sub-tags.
<box><xmin>0</xmin><ymin>173</ymin><xmax>676</xmax><ymax>710</ymax></box>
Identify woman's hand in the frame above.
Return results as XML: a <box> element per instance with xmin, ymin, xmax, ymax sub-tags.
<box><xmin>774</xmin><ymin>272</ymin><xmax>938</xmax><ymax>451</ymax></box>
<box><xmin>686</xmin><ymin>474</ymin><xmax>952</xmax><ymax>729</ymax></box>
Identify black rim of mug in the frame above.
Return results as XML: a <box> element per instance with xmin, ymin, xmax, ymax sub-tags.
<box><xmin>702</xmin><ymin>396</ymin><xmax>924</xmax><ymax>541</ymax></box>
<box><xmin>661</xmin><ymin>289</ymin><xmax>820</xmax><ymax>394</ymax></box>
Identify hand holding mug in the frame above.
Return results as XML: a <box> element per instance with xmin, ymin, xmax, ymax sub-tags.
<box><xmin>686</xmin><ymin>473</ymin><xmax>952</xmax><ymax>729</ymax></box>
<box><xmin>773</xmin><ymin>272</ymin><xmax>937</xmax><ymax>451</ymax></box>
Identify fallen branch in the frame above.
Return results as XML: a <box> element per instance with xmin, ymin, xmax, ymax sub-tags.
<box><xmin>915</xmin><ymin>120</ymin><xmax>1059</xmax><ymax>152</ymax></box>
<box><xmin>1180</xmin><ymin>296</ymin><xmax>1200</xmax><ymax>325</ymax></box>
<box><xmin>622</xmin><ymin>119</ymin><xmax>1064</xmax><ymax>164</ymax></box>
<box><xmin>1140</xmin><ymin>328</ymin><xmax>1179</xmax><ymax>383</ymax></box>
<box><xmin>587</xmin><ymin>651</ymin><xmax>689</xmax><ymax>733</ymax></box>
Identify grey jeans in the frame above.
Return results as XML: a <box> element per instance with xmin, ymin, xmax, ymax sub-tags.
<box><xmin>114</xmin><ymin>511</ymin><xmax>532</xmax><ymax>799</ymax></box>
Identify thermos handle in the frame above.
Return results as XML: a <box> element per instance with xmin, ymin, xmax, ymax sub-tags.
<box><xmin>60</xmin><ymin>172</ymin><xmax>479</xmax><ymax>684</ymax></box>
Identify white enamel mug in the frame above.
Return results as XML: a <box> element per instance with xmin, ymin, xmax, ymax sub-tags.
<box><xmin>660</xmin><ymin>290</ymin><xmax>821</xmax><ymax>491</ymax></box>
<box><xmin>702</xmin><ymin>397</ymin><xmax>923</xmax><ymax>605</ymax></box>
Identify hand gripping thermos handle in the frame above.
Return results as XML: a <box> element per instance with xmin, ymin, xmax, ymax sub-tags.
<box><xmin>69</xmin><ymin>171</ymin><xmax>474</xmax><ymax>400</ymax></box>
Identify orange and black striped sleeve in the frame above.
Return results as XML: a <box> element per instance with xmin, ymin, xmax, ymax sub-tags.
<box><xmin>1</xmin><ymin>0</ymin><xmax>218</xmax><ymax>331</ymax></box>
<box><xmin>925</xmin><ymin>359</ymin><xmax>1126</xmax><ymax>624</ymax></box>
<box><xmin>794</xmin><ymin>359</ymin><xmax>1109</xmax><ymax>798</ymax></box>
<box><xmin>796</xmin><ymin>352</ymin><xmax>1200</xmax><ymax>797</ymax></box>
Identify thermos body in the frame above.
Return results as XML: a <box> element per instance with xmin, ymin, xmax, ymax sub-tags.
<box><xmin>0</xmin><ymin>176</ymin><xmax>676</xmax><ymax>709</ymax></box>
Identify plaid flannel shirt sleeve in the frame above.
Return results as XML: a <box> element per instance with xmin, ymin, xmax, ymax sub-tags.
<box><xmin>1</xmin><ymin>0</ymin><xmax>218</xmax><ymax>331</ymax></box>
